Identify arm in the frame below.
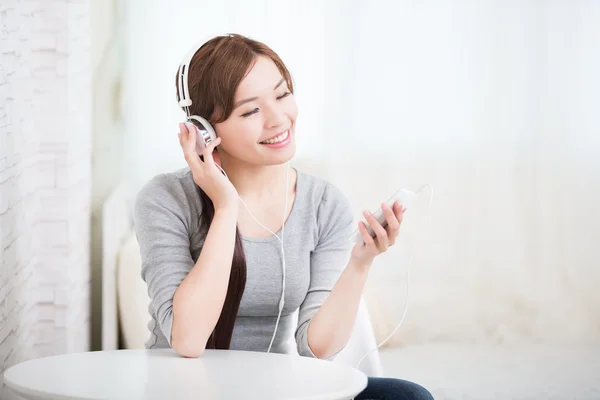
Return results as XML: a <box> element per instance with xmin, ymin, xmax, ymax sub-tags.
<box><xmin>296</xmin><ymin>182</ymin><xmax>403</xmax><ymax>359</ymax></box>
<box><xmin>295</xmin><ymin>183</ymin><xmax>360</xmax><ymax>359</ymax></box>
<box><xmin>171</xmin><ymin>207</ymin><xmax>238</xmax><ymax>357</ymax></box>
<box><xmin>296</xmin><ymin>183</ymin><xmax>405</xmax><ymax>359</ymax></box>
<box><xmin>306</xmin><ymin>258</ymin><xmax>370</xmax><ymax>359</ymax></box>
<box><xmin>134</xmin><ymin>177</ymin><xmax>238</xmax><ymax>358</ymax></box>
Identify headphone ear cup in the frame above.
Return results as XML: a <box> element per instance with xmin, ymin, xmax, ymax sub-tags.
<box><xmin>186</xmin><ymin>116</ymin><xmax>218</xmax><ymax>155</ymax></box>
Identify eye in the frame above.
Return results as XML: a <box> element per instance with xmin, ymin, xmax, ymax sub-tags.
<box><xmin>241</xmin><ymin>108</ymin><xmax>259</xmax><ymax>118</ymax></box>
<box><xmin>240</xmin><ymin>92</ymin><xmax>291</xmax><ymax>118</ymax></box>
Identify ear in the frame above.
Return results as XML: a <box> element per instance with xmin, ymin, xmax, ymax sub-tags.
<box><xmin>213</xmin><ymin>146</ymin><xmax>222</xmax><ymax>167</ymax></box>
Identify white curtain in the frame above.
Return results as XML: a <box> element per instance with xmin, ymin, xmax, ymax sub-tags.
<box><xmin>120</xmin><ymin>0</ymin><xmax>600</xmax><ymax>346</ymax></box>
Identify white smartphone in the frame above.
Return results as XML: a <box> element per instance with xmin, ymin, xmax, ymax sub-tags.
<box><xmin>349</xmin><ymin>188</ymin><xmax>417</xmax><ymax>243</ymax></box>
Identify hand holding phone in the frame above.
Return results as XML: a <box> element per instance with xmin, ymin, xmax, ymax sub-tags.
<box><xmin>349</xmin><ymin>188</ymin><xmax>417</xmax><ymax>243</ymax></box>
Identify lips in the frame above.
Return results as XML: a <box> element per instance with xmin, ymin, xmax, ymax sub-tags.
<box><xmin>258</xmin><ymin>129</ymin><xmax>292</xmax><ymax>149</ymax></box>
<box><xmin>259</xmin><ymin>129</ymin><xmax>290</xmax><ymax>144</ymax></box>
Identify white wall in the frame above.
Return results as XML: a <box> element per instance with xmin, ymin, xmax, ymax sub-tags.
<box><xmin>0</xmin><ymin>1</ymin><xmax>92</xmax><ymax>397</ymax></box>
<box><xmin>119</xmin><ymin>0</ymin><xmax>600</xmax><ymax>346</ymax></box>
<box><xmin>324</xmin><ymin>1</ymin><xmax>600</xmax><ymax>347</ymax></box>
<box><xmin>89</xmin><ymin>0</ymin><xmax>126</xmax><ymax>351</ymax></box>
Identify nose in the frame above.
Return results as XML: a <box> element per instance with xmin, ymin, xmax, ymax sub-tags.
<box><xmin>263</xmin><ymin>102</ymin><xmax>287</xmax><ymax>130</ymax></box>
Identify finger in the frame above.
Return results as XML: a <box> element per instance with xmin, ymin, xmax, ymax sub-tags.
<box><xmin>363</xmin><ymin>210</ymin><xmax>388</xmax><ymax>250</ymax></box>
<box><xmin>363</xmin><ymin>210</ymin><xmax>388</xmax><ymax>240</ymax></box>
<box><xmin>393</xmin><ymin>201</ymin><xmax>403</xmax><ymax>217</ymax></box>
<box><xmin>358</xmin><ymin>221</ymin><xmax>375</xmax><ymax>246</ymax></box>
<box><xmin>178</xmin><ymin>122</ymin><xmax>188</xmax><ymax>147</ymax></box>
<box><xmin>201</xmin><ymin>137</ymin><xmax>222</xmax><ymax>166</ymax></box>
<box><xmin>181</xmin><ymin>125</ymin><xmax>204</xmax><ymax>170</ymax></box>
<box><xmin>183</xmin><ymin>147</ymin><xmax>203</xmax><ymax>172</ymax></box>
<box><xmin>187</xmin><ymin>122</ymin><xmax>197</xmax><ymax>146</ymax></box>
<box><xmin>393</xmin><ymin>201</ymin><xmax>406</xmax><ymax>227</ymax></box>
<box><xmin>382</xmin><ymin>202</ymin><xmax>400</xmax><ymax>234</ymax></box>
<box><xmin>381</xmin><ymin>203</ymin><xmax>399</xmax><ymax>246</ymax></box>
<box><xmin>180</xmin><ymin>122</ymin><xmax>190</xmax><ymax>141</ymax></box>
<box><xmin>181</xmin><ymin>122</ymin><xmax>195</xmax><ymax>150</ymax></box>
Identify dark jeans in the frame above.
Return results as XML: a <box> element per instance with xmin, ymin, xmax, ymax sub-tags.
<box><xmin>355</xmin><ymin>377</ymin><xmax>435</xmax><ymax>400</ymax></box>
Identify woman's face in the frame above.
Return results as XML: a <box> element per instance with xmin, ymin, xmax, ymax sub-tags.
<box><xmin>214</xmin><ymin>56</ymin><xmax>298</xmax><ymax>166</ymax></box>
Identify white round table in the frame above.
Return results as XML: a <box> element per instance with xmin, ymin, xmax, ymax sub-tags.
<box><xmin>4</xmin><ymin>349</ymin><xmax>368</xmax><ymax>400</ymax></box>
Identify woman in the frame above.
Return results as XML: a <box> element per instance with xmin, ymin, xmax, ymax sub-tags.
<box><xmin>134</xmin><ymin>33</ymin><xmax>434</xmax><ymax>400</ymax></box>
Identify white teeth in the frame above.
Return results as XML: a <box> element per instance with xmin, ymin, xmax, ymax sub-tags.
<box><xmin>261</xmin><ymin>130</ymin><xmax>289</xmax><ymax>144</ymax></box>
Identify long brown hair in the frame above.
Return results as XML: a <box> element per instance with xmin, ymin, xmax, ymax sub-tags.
<box><xmin>175</xmin><ymin>34</ymin><xmax>294</xmax><ymax>349</ymax></box>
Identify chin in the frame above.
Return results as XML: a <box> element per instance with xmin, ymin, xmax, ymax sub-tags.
<box><xmin>263</xmin><ymin>145</ymin><xmax>296</xmax><ymax>166</ymax></box>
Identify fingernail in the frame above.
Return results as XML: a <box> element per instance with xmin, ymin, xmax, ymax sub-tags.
<box><xmin>363</xmin><ymin>210</ymin><xmax>369</xmax><ymax>217</ymax></box>
<box><xmin>402</xmin><ymin>207</ymin><xmax>407</xmax><ymax>213</ymax></box>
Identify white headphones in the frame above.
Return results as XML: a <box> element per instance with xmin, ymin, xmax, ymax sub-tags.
<box><xmin>176</xmin><ymin>38</ymin><xmax>219</xmax><ymax>154</ymax></box>
<box><xmin>176</xmin><ymin>36</ymin><xmax>289</xmax><ymax>353</ymax></box>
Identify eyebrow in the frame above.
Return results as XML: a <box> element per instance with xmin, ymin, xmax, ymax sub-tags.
<box><xmin>233</xmin><ymin>78</ymin><xmax>287</xmax><ymax>109</ymax></box>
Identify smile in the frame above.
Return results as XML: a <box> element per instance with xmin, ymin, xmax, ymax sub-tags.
<box><xmin>259</xmin><ymin>130</ymin><xmax>289</xmax><ymax>144</ymax></box>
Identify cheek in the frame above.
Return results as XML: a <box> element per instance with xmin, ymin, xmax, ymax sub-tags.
<box><xmin>238</xmin><ymin>118</ymin><xmax>264</xmax><ymax>142</ymax></box>
<box><xmin>216</xmin><ymin>118</ymin><xmax>263</xmax><ymax>149</ymax></box>
<box><xmin>287</xmin><ymin>99</ymin><xmax>299</xmax><ymax>120</ymax></box>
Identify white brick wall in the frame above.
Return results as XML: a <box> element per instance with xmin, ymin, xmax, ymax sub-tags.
<box><xmin>0</xmin><ymin>0</ymin><xmax>91</xmax><ymax>398</ymax></box>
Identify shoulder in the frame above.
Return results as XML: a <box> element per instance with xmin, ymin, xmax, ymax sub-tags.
<box><xmin>296</xmin><ymin>168</ymin><xmax>354</xmax><ymax>234</ymax></box>
<box><xmin>136</xmin><ymin>167</ymin><xmax>194</xmax><ymax>199</ymax></box>
<box><xmin>134</xmin><ymin>167</ymin><xmax>201</xmax><ymax>229</ymax></box>
<box><xmin>296</xmin><ymin>168</ymin><xmax>351</xmax><ymax>208</ymax></box>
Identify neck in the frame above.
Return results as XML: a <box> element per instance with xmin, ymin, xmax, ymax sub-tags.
<box><xmin>220</xmin><ymin>157</ymin><xmax>290</xmax><ymax>199</ymax></box>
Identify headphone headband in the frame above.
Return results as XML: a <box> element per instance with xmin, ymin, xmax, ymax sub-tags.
<box><xmin>176</xmin><ymin>33</ymin><xmax>233</xmax><ymax>110</ymax></box>
<box><xmin>177</xmin><ymin>42</ymin><xmax>202</xmax><ymax>108</ymax></box>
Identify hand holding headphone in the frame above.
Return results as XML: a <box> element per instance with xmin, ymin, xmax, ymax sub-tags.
<box><xmin>175</xmin><ymin>37</ymin><xmax>240</xmax><ymax>210</ymax></box>
<box><xmin>177</xmin><ymin>121</ymin><xmax>239</xmax><ymax>211</ymax></box>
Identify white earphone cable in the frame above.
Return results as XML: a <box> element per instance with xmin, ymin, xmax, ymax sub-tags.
<box><xmin>178</xmin><ymin>36</ymin><xmax>289</xmax><ymax>355</ymax></box>
<box><xmin>354</xmin><ymin>183</ymin><xmax>434</xmax><ymax>371</ymax></box>
<box><xmin>216</xmin><ymin>163</ymin><xmax>289</xmax><ymax>353</ymax></box>
<box><xmin>218</xmin><ymin>156</ymin><xmax>434</xmax><ymax>369</ymax></box>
